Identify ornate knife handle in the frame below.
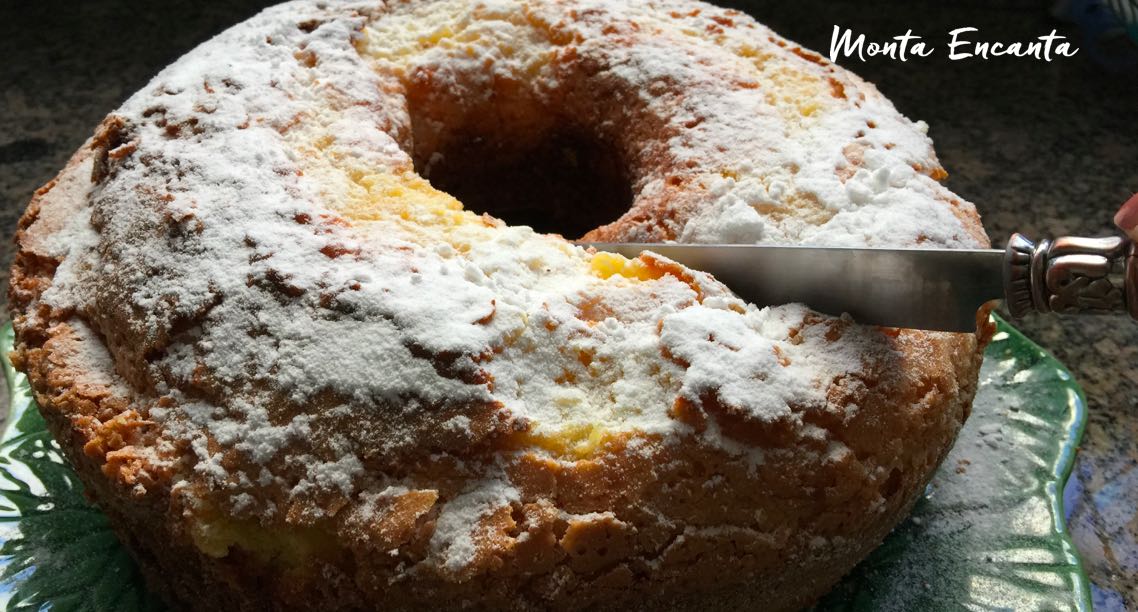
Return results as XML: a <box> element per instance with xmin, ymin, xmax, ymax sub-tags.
<box><xmin>1004</xmin><ymin>233</ymin><xmax>1138</xmax><ymax>320</ymax></box>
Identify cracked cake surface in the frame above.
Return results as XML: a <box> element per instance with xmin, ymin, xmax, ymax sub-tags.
<box><xmin>9</xmin><ymin>0</ymin><xmax>991</xmax><ymax>609</ymax></box>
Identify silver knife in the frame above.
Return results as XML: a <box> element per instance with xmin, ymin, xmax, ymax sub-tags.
<box><xmin>584</xmin><ymin>234</ymin><xmax>1137</xmax><ymax>332</ymax></box>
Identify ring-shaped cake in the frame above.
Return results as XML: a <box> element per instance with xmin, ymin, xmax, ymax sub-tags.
<box><xmin>10</xmin><ymin>0</ymin><xmax>992</xmax><ymax>609</ymax></box>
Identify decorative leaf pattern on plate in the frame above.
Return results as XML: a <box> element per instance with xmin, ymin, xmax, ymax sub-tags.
<box><xmin>0</xmin><ymin>319</ymin><xmax>1089</xmax><ymax>611</ymax></box>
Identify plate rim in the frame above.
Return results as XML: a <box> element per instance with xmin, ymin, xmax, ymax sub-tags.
<box><xmin>991</xmin><ymin>313</ymin><xmax>1093</xmax><ymax>610</ymax></box>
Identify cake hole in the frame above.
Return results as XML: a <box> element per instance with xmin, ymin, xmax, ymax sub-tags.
<box><xmin>882</xmin><ymin>467</ymin><xmax>903</xmax><ymax>497</ymax></box>
<box><xmin>413</xmin><ymin>128</ymin><xmax>633</xmax><ymax>239</ymax></box>
<box><xmin>508</xmin><ymin>505</ymin><xmax>528</xmax><ymax>537</ymax></box>
<box><xmin>297</xmin><ymin>19</ymin><xmax>321</xmax><ymax>33</ymax></box>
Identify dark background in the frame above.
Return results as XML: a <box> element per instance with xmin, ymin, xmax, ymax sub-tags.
<box><xmin>2</xmin><ymin>0</ymin><xmax>1136</xmax><ymax>608</ymax></box>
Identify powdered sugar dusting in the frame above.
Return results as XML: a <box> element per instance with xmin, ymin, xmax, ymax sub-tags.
<box><xmin>429</xmin><ymin>478</ymin><xmax>520</xmax><ymax>572</ymax></box>
<box><xmin>20</xmin><ymin>0</ymin><xmax>983</xmax><ymax>576</ymax></box>
<box><xmin>58</xmin><ymin>319</ymin><xmax>133</xmax><ymax>397</ymax></box>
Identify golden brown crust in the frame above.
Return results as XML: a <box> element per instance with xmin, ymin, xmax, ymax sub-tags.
<box><xmin>8</xmin><ymin>1</ymin><xmax>994</xmax><ymax>610</ymax></box>
<box><xmin>11</xmin><ymin>276</ymin><xmax>990</xmax><ymax>611</ymax></box>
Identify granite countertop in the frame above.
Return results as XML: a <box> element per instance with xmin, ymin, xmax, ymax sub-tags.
<box><xmin>2</xmin><ymin>0</ymin><xmax>1136</xmax><ymax>608</ymax></box>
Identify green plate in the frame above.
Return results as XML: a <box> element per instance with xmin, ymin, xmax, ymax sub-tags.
<box><xmin>0</xmin><ymin>318</ymin><xmax>1090</xmax><ymax>611</ymax></box>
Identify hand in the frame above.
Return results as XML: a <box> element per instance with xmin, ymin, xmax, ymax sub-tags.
<box><xmin>1114</xmin><ymin>193</ymin><xmax>1138</xmax><ymax>241</ymax></box>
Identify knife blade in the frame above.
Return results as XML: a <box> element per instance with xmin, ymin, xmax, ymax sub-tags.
<box><xmin>586</xmin><ymin>234</ymin><xmax>1138</xmax><ymax>331</ymax></box>
<box><xmin>584</xmin><ymin>243</ymin><xmax>1004</xmax><ymax>332</ymax></box>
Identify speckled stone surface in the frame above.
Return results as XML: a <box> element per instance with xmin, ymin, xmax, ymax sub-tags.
<box><xmin>2</xmin><ymin>0</ymin><xmax>1136</xmax><ymax>608</ymax></box>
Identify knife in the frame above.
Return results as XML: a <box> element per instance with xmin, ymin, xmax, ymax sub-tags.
<box><xmin>583</xmin><ymin>234</ymin><xmax>1137</xmax><ymax>332</ymax></box>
